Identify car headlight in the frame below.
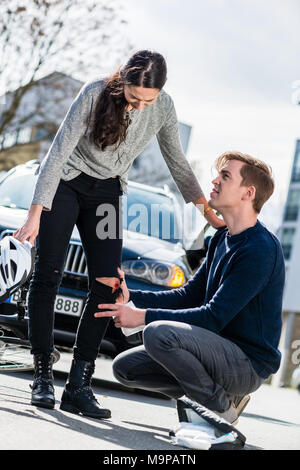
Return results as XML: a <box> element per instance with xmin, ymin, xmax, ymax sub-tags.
<box><xmin>122</xmin><ymin>259</ymin><xmax>186</xmax><ymax>287</ymax></box>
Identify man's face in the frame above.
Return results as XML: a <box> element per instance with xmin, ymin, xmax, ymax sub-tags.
<box><xmin>124</xmin><ymin>85</ymin><xmax>160</xmax><ymax>110</ymax></box>
<box><xmin>209</xmin><ymin>159</ymin><xmax>253</xmax><ymax>212</ymax></box>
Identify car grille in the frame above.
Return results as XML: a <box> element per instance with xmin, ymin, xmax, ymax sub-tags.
<box><xmin>64</xmin><ymin>241</ymin><xmax>88</xmax><ymax>276</ymax></box>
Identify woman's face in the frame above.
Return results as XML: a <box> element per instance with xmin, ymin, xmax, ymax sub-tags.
<box><xmin>124</xmin><ymin>85</ymin><xmax>160</xmax><ymax>110</ymax></box>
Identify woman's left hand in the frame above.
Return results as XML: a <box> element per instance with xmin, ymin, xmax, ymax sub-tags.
<box><xmin>209</xmin><ymin>215</ymin><xmax>226</xmax><ymax>229</ymax></box>
<box><xmin>204</xmin><ymin>207</ymin><xmax>226</xmax><ymax>229</ymax></box>
<box><xmin>193</xmin><ymin>196</ymin><xmax>226</xmax><ymax>229</ymax></box>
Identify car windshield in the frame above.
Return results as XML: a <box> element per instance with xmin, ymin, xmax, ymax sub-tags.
<box><xmin>0</xmin><ymin>170</ymin><xmax>182</xmax><ymax>244</ymax></box>
<box><xmin>0</xmin><ymin>170</ymin><xmax>35</xmax><ymax>210</ymax></box>
<box><xmin>123</xmin><ymin>187</ymin><xmax>181</xmax><ymax>244</ymax></box>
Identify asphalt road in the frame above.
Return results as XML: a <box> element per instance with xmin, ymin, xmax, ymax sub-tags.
<box><xmin>0</xmin><ymin>352</ymin><xmax>299</xmax><ymax>451</ymax></box>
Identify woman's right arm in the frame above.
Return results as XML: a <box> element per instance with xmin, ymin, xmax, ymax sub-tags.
<box><xmin>31</xmin><ymin>81</ymin><xmax>95</xmax><ymax>212</ymax></box>
<box><xmin>13</xmin><ymin>203</ymin><xmax>43</xmax><ymax>244</ymax></box>
<box><xmin>13</xmin><ymin>82</ymin><xmax>95</xmax><ymax>244</ymax></box>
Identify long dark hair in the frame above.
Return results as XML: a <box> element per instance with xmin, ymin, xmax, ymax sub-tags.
<box><xmin>90</xmin><ymin>50</ymin><xmax>167</xmax><ymax>152</ymax></box>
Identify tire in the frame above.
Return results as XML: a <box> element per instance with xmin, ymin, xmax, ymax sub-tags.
<box><xmin>0</xmin><ymin>336</ymin><xmax>60</xmax><ymax>372</ymax></box>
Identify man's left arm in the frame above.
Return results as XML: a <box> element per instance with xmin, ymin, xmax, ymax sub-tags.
<box><xmin>145</xmin><ymin>248</ymin><xmax>276</xmax><ymax>333</ymax></box>
<box><xmin>129</xmin><ymin>257</ymin><xmax>208</xmax><ymax>310</ymax></box>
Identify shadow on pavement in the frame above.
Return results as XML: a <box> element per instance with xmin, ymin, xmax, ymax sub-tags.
<box><xmin>0</xmin><ymin>403</ymin><xmax>180</xmax><ymax>450</ymax></box>
<box><xmin>0</xmin><ymin>369</ymin><xmax>174</xmax><ymax>407</ymax></box>
<box><xmin>242</xmin><ymin>412</ymin><xmax>300</xmax><ymax>427</ymax></box>
<box><xmin>243</xmin><ymin>443</ymin><xmax>264</xmax><ymax>450</ymax></box>
<box><xmin>2</xmin><ymin>372</ymin><xmax>291</xmax><ymax>450</ymax></box>
<box><xmin>123</xmin><ymin>420</ymin><xmax>173</xmax><ymax>433</ymax></box>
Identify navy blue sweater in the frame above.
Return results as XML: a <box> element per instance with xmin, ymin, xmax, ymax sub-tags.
<box><xmin>129</xmin><ymin>220</ymin><xmax>285</xmax><ymax>379</ymax></box>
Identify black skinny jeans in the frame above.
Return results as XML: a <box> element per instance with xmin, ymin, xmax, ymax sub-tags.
<box><xmin>28</xmin><ymin>172</ymin><xmax>123</xmax><ymax>360</ymax></box>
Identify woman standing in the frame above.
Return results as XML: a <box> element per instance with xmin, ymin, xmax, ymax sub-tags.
<box><xmin>14</xmin><ymin>50</ymin><xmax>224</xmax><ymax>419</ymax></box>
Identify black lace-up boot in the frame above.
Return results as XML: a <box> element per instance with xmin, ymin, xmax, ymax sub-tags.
<box><xmin>60</xmin><ymin>358</ymin><xmax>111</xmax><ymax>419</ymax></box>
<box><xmin>31</xmin><ymin>353</ymin><xmax>55</xmax><ymax>409</ymax></box>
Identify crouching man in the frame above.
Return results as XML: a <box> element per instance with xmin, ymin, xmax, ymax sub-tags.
<box><xmin>95</xmin><ymin>151</ymin><xmax>285</xmax><ymax>428</ymax></box>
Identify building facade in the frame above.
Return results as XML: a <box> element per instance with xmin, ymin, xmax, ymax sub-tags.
<box><xmin>279</xmin><ymin>139</ymin><xmax>300</xmax><ymax>266</ymax></box>
<box><xmin>275</xmin><ymin>139</ymin><xmax>300</xmax><ymax>386</ymax></box>
<box><xmin>0</xmin><ymin>72</ymin><xmax>82</xmax><ymax>171</ymax></box>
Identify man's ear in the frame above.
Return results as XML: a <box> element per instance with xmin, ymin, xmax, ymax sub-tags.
<box><xmin>247</xmin><ymin>185</ymin><xmax>256</xmax><ymax>200</ymax></box>
<box><xmin>242</xmin><ymin>185</ymin><xmax>256</xmax><ymax>201</ymax></box>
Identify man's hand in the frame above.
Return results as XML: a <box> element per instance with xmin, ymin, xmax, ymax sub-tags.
<box><xmin>94</xmin><ymin>303</ymin><xmax>146</xmax><ymax>328</ymax></box>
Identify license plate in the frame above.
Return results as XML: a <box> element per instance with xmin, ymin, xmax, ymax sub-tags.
<box><xmin>9</xmin><ymin>290</ymin><xmax>84</xmax><ymax>317</ymax></box>
<box><xmin>54</xmin><ymin>295</ymin><xmax>84</xmax><ymax>317</ymax></box>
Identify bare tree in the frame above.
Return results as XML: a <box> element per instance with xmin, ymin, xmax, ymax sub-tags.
<box><xmin>0</xmin><ymin>0</ymin><xmax>132</xmax><ymax>136</ymax></box>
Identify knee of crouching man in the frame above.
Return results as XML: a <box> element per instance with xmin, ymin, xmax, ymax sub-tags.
<box><xmin>112</xmin><ymin>352</ymin><xmax>130</xmax><ymax>383</ymax></box>
<box><xmin>143</xmin><ymin>321</ymin><xmax>174</xmax><ymax>355</ymax></box>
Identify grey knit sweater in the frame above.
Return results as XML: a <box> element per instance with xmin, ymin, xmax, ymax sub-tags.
<box><xmin>31</xmin><ymin>78</ymin><xmax>204</xmax><ymax>211</ymax></box>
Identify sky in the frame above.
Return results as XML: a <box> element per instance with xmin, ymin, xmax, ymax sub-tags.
<box><xmin>118</xmin><ymin>0</ymin><xmax>300</xmax><ymax>232</ymax></box>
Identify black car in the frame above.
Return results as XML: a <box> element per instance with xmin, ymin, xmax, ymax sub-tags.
<box><xmin>0</xmin><ymin>160</ymin><xmax>211</xmax><ymax>357</ymax></box>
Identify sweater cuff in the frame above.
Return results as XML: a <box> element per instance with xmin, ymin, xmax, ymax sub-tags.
<box><xmin>31</xmin><ymin>195</ymin><xmax>52</xmax><ymax>212</ymax></box>
<box><xmin>184</xmin><ymin>187</ymin><xmax>205</xmax><ymax>205</ymax></box>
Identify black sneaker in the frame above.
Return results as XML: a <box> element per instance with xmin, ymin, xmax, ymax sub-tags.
<box><xmin>173</xmin><ymin>396</ymin><xmax>246</xmax><ymax>450</ymax></box>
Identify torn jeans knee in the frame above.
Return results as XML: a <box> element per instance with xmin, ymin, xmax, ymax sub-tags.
<box><xmin>73</xmin><ymin>277</ymin><xmax>123</xmax><ymax>362</ymax></box>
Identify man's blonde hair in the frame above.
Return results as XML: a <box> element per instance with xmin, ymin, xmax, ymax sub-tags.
<box><xmin>215</xmin><ymin>151</ymin><xmax>274</xmax><ymax>213</ymax></box>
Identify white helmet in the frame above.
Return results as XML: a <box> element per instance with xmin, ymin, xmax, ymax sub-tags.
<box><xmin>0</xmin><ymin>236</ymin><xmax>35</xmax><ymax>302</ymax></box>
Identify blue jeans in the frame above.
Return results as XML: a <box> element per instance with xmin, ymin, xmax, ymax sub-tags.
<box><xmin>28</xmin><ymin>172</ymin><xmax>123</xmax><ymax>360</ymax></box>
<box><xmin>113</xmin><ymin>321</ymin><xmax>264</xmax><ymax>412</ymax></box>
